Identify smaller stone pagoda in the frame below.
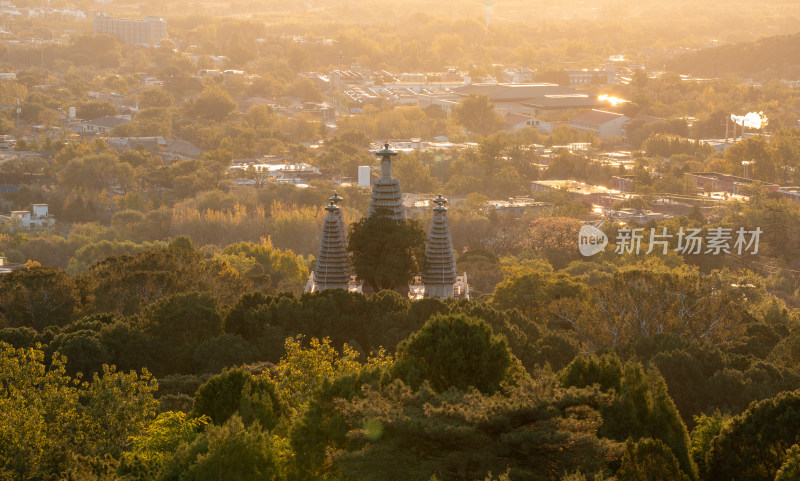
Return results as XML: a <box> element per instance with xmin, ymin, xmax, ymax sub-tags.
<box><xmin>311</xmin><ymin>200</ymin><xmax>350</xmax><ymax>291</ymax></box>
<box><xmin>422</xmin><ymin>194</ymin><xmax>457</xmax><ymax>298</ymax></box>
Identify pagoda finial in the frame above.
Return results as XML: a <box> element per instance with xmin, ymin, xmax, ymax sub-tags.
<box><xmin>329</xmin><ymin>192</ymin><xmax>343</xmax><ymax>205</ymax></box>
<box><xmin>376</xmin><ymin>142</ymin><xmax>397</xmax><ymax>158</ymax></box>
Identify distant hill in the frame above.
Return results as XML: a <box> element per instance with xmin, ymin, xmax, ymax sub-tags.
<box><xmin>666</xmin><ymin>33</ymin><xmax>800</xmax><ymax>80</ymax></box>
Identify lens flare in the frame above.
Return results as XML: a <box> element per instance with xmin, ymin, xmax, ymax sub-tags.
<box><xmin>731</xmin><ymin>112</ymin><xmax>768</xmax><ymax>129</ymax></box>
<box><xmin>599</xmin><ymin>94</ymin><xmax>629</xmax><ymax>106</ymax></box>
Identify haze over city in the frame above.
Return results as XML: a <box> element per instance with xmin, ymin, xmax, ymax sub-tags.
<box><xmin>1</xmin><ymin>1</ymin><xmax>800</xmax><ymax>480</ymax></box>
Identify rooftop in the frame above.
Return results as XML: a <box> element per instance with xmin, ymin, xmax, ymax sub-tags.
<box><xmin>571</xmin><ymin>109</ymin><xmax>628</xmax><ymax>125</ymax></box>
<box><xmin>454</xmin><ymin>83</ymin><xmax>598</xmax><ymax>109</ymax></box>
<box><xmin>85</xmin><ymin>115</ymin><xmax>128</xmax><ymax>129</ymax></box>
<box><xmin>504</xmin><ymin>112</ymin><xmax>534</xmax><ymax>126</ymax></box>
<box><xmin>533</xmin><ymin>180</ymin><xmax>615</xmax><ymax>195</ymax></box>
<box><xmin>686</xmin><ymin>171</ymin><xmax>780</xmax><ymax>188</ymax></box>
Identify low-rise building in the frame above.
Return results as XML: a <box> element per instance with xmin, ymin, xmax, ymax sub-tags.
<box><xmin>569</xmin><ymin>109</ymin><xmax>630</xmax><ymax>138</ymax></box>
<box><xmin>504</xmin><ymin>113</ymin><xmax>536</xmax><ymax>131</ymax></box>
<box><xmin>291</xmin><ymin>102</ymin><xmax>335</xmax><ymax>120</ymax></box>
<box><xmin>611</xmin><ymin>175</ymin><xmax>635</xmax><ymax>192</ymax></box>
<box><xmin>454</xmin><ymin>82</ymin><xmax>601</xmax><ymax>116</ymax></box>
<box><xmin>483</xmin><ymin>197</ymin><xmax>550</xmax><ymax>217</ymax></box>
<box><xmin>228</xmin><ymin>162</ymin><xmax>322</xmax><ymax>185</ymax></box>
<box><xmin>0</xmin><ymin>256</ymin><xmax>26</xmax><ymax>275</ymax></box>
<box><xmin>93</xmin><ymin>15</ymin><xmax>167</xmax><ymax>46</ymax></box>
<box><xmin>0</xmin><ymin>203</ymin><xmax>54</xmax><ymax>231</ymax></box>
<box><xmin>685</xmin><ymin>172</ymin><xmax>781</xmax><ymax>196</ymax></box>
<box><xmin>83</xmin><ymin>115</ymin><xmax>129</xmax><ymax>135</ymax></box>
<box><xmin>399</xmin><ymin>73</ymin><xmax>427</xmax><ymax>83</ymax></box>
<box><xmin>417</xmin><ymin>90</ymin><xmax>461</xmax><ymax>116</ymax></box>
<box><xmin>698</xmin><ymin>138</ymin><xmax>738</xmax><ymax>153</ymax></box>
<box><xmin>441</xmin><ymin>68</ymin><xmax>464</xmax><ymax>83</ymax></box>
<box><xmin>500</xmin><ymin>67</ymin><xmax>533</xmax><ymax>84</ymax></box>
<box><xmin>606</xmin><ymin>208</ymin><xmax>672</xmax><ymax>224</ymax></box>
<box><xmin>778</xmin><ymin>186</ymin><xmax>800</xmax><ymax>203</ymax></box>
<box><xmin>431</xmin><ymin>83</ymin><xmax>580</xmax><ymax>117</ymax></box>
<box><xmin>565</xmin><ymin>68</ymin><xmax>616</xmax><ymax>86</ymax></box>
<box><xmin>106</xmin><ymin>137</ymin><xmax>201</xmax><ymax>161</ymax></box>
<box><xmin>532</xmin><ymin>179</ymin><xmax>617</xmax><ymax>205</ymax></box>
<box><xmin>330</xmin><ymin>70</ymin><xmax>368</xmax><ymax>89</ymax></box>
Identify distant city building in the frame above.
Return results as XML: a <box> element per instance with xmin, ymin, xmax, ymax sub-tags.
<box><xmin>0</xmin><ymin>256</ymin><xmax>26</xmax><ymax>276</ymax></box>
<box><xmin>453</xmin><ymin>83</ymin><xmax>601</xmax><ymax>116</ymax></box>
<box><xmin>380</xmin><ymin>87</ymin><xmax>419</xmax><ymax>105</ymax></box>
<box><xmin>565</xmin><ymin>68</ymin><xmax>617</xmax><ymax>86</ymax></box>
<box><xmin>500</xmin><ymin>67</ymin><xmax>533</xmax><ymax>84</ymax></box>
<box><xmin>503</xmin><ymin>113</ymin><xmax>536</xmax><ymax>131</ymax></box>
<box><xmin>686</xmin><ymin>172</ymin><xmax>781</xmax><ymax>196</ymax></box>
<box><xmin>417</xmin><ymin>90</ymin><xmax>461</xmax><ymax>116</ymax></box>
<box><xmin>441</xmin><ymin>67</ymin><xmax>464</xmax><ymax>83</ymax></box>
<box><xmin>605</xmin><ymin>208</ymin><xmax>672</xmax><ymax>224</ymax></box>
<box><xmin>778</xmin><ymin>186</ymin><xmax>800</xmax><ymax>204</ymax></box>
<box><xmin>483</xmin><ymin>197</ymin><xmax>549</xmax><ymax>217</ymax></box>
<box><xmin>0</xmin><ymin>204</ymin><xmax>54</xmax><ymax>231</ymax></box>
<box><xmin>292</xmin><ymin>102</ymin><xmax>335</xmax><ymax>120</ymax></box>
<box><xmin>611</xmin><ymin>175</ymin><xmax>635</xmax><ymax>192</ymax></box>
<box><xmin>106</xmin><ymin>137</ymin><xmax>201</xmax><ymax>161</ymax></box>
<box><xmin>532</xmin><ymin>180</ymin><xmax>616</xmax><ymax>205</ymax></box>
<box><xmin>697</xmin><ymin>138</ymin><xmax>740</xmax><ymax>153</ymax></box>
<box><xmin>569</xmin><ymin>109</ymin><xmax>630</xmax><ymax>138</ymax></box>
<box><xmin>83</xmin><ymin>115</ymin><xmax>129</xmax><ymax>135</ymax></box>
<box><xmin>358</xmin><ymin>166</ymin><xmax>371</xmax><ymax>187</ymax></box>
<box><xmin>330</xmin><ymin>70</ymin><xmax>367</xmax><ymax>90</ymax></box>
<box><xmin>398</xmin><ymin>73</ymin><xmax>427</xmax><ymax>83</ymax></box>
<box><xmin>93</xmin><ymin>15</ymin><xmax>167</xmax><ymax>46</ymax></box>
<box><xmin>227</xmin><ymin>161</ymin><xmax>322</xmax><ymax>185</ymax></box>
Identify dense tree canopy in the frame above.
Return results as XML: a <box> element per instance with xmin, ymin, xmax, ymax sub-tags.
<box><xmin>347</xmin><ymin>209</ymin><xmax>426</xmax><ymax>293</ymax></box>
<box><xmin>705</xmin><ymin>390</ymin><xmax>800</xmax><ymax>481</ymax></box>
<box><xmin>393</xmin><ymin>313</ymin><xmax>514</xmax><ymax>393</ymax></box>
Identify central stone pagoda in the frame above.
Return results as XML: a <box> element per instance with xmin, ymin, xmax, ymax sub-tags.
<box><xmin>368</xmin><ymin>143</ymin><xmax>405</xmax><ymax>220</ymax></box>
<box><xmin>422</xmin><ymin>195</ymin><xmax>457</xmax><ymax>298</ymax></box>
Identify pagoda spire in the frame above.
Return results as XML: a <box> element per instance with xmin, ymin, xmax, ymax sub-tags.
<box><xmin>313</xmin><ymin>201</ymin><xmax>349</xmax><ymax>291</ymax></box>
<box><xmin>422</xmin><ymin>194</ymin><xmax>457</xmax><ymax>298</ymax></box>
<box><xmin>368</xmin><ymin>143</ymin><xmax>404</xmax><ymax>221</ymax></box>
<box><xmin>329</xmin><ymin>191</ymin><xmax>346</xmax><ymax>246</ymax></box>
